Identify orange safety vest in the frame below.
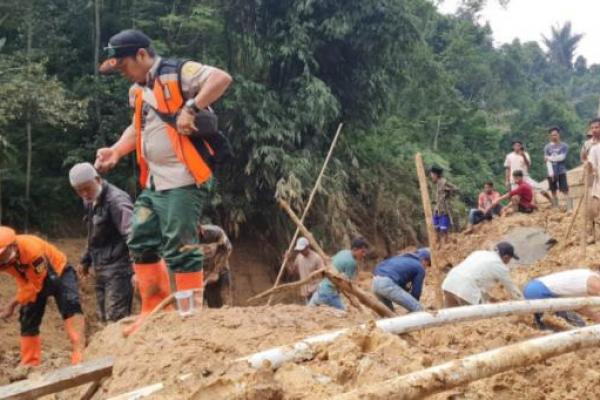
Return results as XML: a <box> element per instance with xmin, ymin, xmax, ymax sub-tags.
<box><xmin>133</xmin><ymin>59</ymin><xmax>213</xmax><ymax>188</ymax></box>
<box><xmin>0</xmin><ymin>235</ymin><xmax>67</xmax><ymax>304</ymax></box>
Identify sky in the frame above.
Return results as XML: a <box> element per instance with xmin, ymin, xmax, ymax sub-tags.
<box><xmin>437</xmin><ymin>0</ymin><xmax>600</xmax><ymax>64</ymax></box>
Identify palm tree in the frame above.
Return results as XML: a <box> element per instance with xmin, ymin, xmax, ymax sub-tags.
<box><xmin>542</xmin><ymin>22</ymin><xmax>584</xmax><ymax>69</ymax></box>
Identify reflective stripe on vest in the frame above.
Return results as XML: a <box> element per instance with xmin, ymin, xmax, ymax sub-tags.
<box><xmin>133</xmin><ymin>62</ymin><xmax>213</xmax><ymax>187</ymax></box>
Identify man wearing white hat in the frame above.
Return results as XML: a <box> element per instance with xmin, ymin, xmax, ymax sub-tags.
<box><xmin>289</xmin><ymin>237</ymin><xmax>324</xmax><ymax>303</ymax></box>
<box><xmin>69</xmin><ymin>162</ymin><xmax>134</xmax><ymax>323</ymax></box>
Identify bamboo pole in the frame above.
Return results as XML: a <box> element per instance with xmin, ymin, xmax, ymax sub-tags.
<box><xmin>581</xmin><ymin>166</ymin><xmax>590</xmax><ymax>258</ymax></box>
<box><xmin>277</xmin><ymin>198</ymin><xmax>395</xmax><ymax>318</ymax></box>
<box><xmin>564</xmin><ymin>194</ymin><xmax>584</xmax><ymax>242</ymax></box>
<box><xmin>238</xmin><ymin>297</ymin><xmax>600</xmax><ymax>370</ymax></box>
<box><xmin>414</xmin><ymin>153</ymin><xmax>443</xmax><ymax>308</ymax></box>
<box><xmin>267</xmin><ymin>123</ymin><xmax>344</xmax><ymax>305</ymax></box>
<box><xmin>332</xmin><ymin>323</ymin><xmax>600</xmax><ymax>400</ymax></box>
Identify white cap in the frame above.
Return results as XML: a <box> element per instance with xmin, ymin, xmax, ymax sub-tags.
<box><xmin>294</xmin><ymin>237</ymin><xmax>309</xmax><ymax>251</ymax></box>
<box><xmin>69</xmin><ymin>162</ymin><xmax>99</xmax><ymax>187</ymax></box>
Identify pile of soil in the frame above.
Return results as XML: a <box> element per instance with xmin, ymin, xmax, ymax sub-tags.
<box><xmin>8</xmin><ymin>205</ymin><xmax>600</xmax><ymax>399</ymax></box>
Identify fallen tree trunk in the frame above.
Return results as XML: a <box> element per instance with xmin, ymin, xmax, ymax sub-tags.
<box><xmin>332</xmin><ymin>323</ymin><xmax>600</xmax><ymax>400</ymax></box>
<box><xmin>238</xmin><ymin>297</ymin><xmax>600</xmax><ymax>369</ymax></box>
<box><xmin>277</xmin><ymin>198</ymin><xmax>395</xmax><ymax>318</ymax></box>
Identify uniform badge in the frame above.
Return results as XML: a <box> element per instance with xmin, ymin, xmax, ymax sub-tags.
<box><xmin>32</xmin><ymin>257</ymin><xmax>47</xmax><ymax>274</ymax></box>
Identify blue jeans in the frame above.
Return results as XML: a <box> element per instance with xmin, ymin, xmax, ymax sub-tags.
<box><xmin>372</xmin><ymin>276</ymin><xmax>422</xmax><ymax>312</ymax></box>
<box><xmin>468</xmin><ymin>205</ymin><xmax>502</xmax><ymax>225</ymax></box>
<box><xmin>522</xmin><ymin>280</ymin><xmax>585</xmax><ymax>328</ymax></box>
<box><xmin>308</xmin><ymin>291</ymin><xmax>345</xmax><ymax>310</ymax></box>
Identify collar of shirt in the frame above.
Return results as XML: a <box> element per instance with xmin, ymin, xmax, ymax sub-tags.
<box><xmin>145</xmin><ymin>56</ymin><xmax>162</xmax><ymax>86</ymax></box>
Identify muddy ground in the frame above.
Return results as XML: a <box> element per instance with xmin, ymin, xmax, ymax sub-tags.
<box><xmin>4</xmin><ymin>207</ymin><xmax>600</xmax><ymax>399</ymax></box>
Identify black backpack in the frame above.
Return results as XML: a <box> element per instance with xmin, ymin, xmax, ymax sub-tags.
<box><xmin>149</xmin><ymin>58</ymin><xmax>234</xmax><ymax>171</ymax></box>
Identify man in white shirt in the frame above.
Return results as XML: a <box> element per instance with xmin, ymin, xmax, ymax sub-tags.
<box><xmin>504</xmin><ymin>140</ymin><xmax>551</xmax><ymax>203</ymax></box>
<box><xmin>442</xmin><ymin>242</ymin><xmax>523</xmax><ymax>307</ymax></box>
<box><xmin>289</xmin><ymin>237</ymin><xmax>325</xmax><ymax>303</ymax></box>
<box><xmin>524</xmin><ymin>268</ymin><xmax>600</xmax><ymax>329</ymax></box>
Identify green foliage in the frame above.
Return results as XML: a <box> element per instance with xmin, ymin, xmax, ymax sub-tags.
<box><xmin>0</xmin><ymin>0</ymin><xmax>598</xmax><ymax>253</ymax></box>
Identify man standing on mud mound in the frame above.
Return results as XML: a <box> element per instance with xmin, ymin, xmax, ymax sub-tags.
<box><xmin>580</xmin><ymin>119</ymin><xmax>600</xmax><ymax>162</ymax></box>
<box><xmin>197</xmin><ymin>224</ymin><xmax>233</xmax><ymax>307</ymax></box>
<box><xmin>544</xmin><ymin>127</ymin><xmax>570</xmax><ymax>209</ymax></box>
<box><xmin>69</xmin><ymin>162</ymin><xmax>134</xmax><ymax>323</ymax></box>
<box><xmin>372</xmin><ymin>248</ymin><xmax>430</xmax><ymax>312</ymax></box>
<box><xmin>504</xmin><ymin>140</ymin><xmax>552</xmax><ymax>204</ymax></box>
<box><xmin>429</xmin><ymin>166</ymin><xmax>457</xmax><ymax>245</ymax></box>
<box><xmin>524</xmin><ymin>269</ymin><xmax>600</xmax><ymax>330</ymax></box>
<box><xmin>442</xmin><ymin>242</ymin><xmax>522</xmax><ymax>307</ymax></box>
<box><xmin>0</xmin><ymin>226</ymin><xmax>85</xmax><ymax>366</ymax></box>
<box><xmin>95</xmin><ymin>29</ymin><xmax>232</xmax><ymax>336</ymax></box>
<box><xmin>309</xmin><ymin>238</ymin><xmax>369</xmax><ymax>310</ymax></box>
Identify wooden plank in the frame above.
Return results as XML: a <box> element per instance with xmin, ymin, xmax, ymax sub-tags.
<box><xmin>414</xmin><ymin>153</ymin><xmax>443</xmax><ymax>308</ymax></box>
<box><xmin>0</xmin><ymin>357</ymin><xmax>113</xmax><ymax>400</ymax></box>
<box><xmin>106</xmin><ymin>383</ymin><xmax>164</xmax><ymax>400</ymax></box>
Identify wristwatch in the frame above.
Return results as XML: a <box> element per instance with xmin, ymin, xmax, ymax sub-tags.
<box><xmin>184</xmin><ymin>98</ymin><xmax>200</xmax><ymax>114</ymax></box>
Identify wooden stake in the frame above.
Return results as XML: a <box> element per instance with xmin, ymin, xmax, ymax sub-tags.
<box><xmin>564</xmin><ymin>194</ymin><xmax>584</xmax><ymax>242</ymax></box>
<box><xmin>581</xmin><ymin>165</ymin><xmax>590</xmax><ymax>258</ymax></box>
<box><xmin>268</xmin><ymin>123</ymin><xmax>344</xmax><ymax>305</ymax></box>
<box><xmin>414</xmin><ymin>153</ymin><xmax>443</xmax><ymax>308</ymax></box>
<box><xmin>277</xmin><ymin>199</ymin><xmax>395</xmax><ymax>318</ymax></box>
<box><xmin>332</xmin><ymin>324</ymin><xmax>600</xmax><ymax>400</ymax></box>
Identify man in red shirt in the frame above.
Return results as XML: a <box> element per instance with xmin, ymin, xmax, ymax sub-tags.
<box><xmin>492</xmin><ymin>170</ymin><xmax>536</xmax><ymax>216</ymax></box>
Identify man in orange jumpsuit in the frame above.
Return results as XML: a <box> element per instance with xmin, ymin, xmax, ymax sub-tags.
<box><xmin>0</xmin><ymin>226</ymin><xmax>85</xmax><ymax>366</ymax></box>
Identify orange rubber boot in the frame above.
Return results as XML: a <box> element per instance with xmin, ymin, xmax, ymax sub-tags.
<box><xmin>123</xmin><ymin>260</ymin><xmax>171</xmax><ymax>337</ymax></box>
<box><xmin>175</xmin><ymin>271</ymin><xmax>204</xmax><ymax>310</ymax></box>
<box><xmin>65</xmin><ymin>315</ymin><xmax>85</xmax><ymax>364</ymax></box>
<box><xmin>20</xmin><ymin>336</ymin><xmax>41</xmax><ymax>366</ymax></box>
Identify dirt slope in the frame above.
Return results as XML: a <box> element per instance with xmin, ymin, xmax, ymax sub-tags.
<box><xmin>58</xmin><ymin>206</ymin><xmax>600</xmax><ymax>399</ymax></box>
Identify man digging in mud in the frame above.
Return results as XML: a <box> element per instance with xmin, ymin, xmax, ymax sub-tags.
<box><xmin>442</xmin><ymin>242</ymin><xmax>522</xmax><ymax>307</ymax></box>
<box><xmin>197</xmin><ymin>224</ymin><xmax>233</xmax><ymax>307</ymax></box>
<box><xmin>287</xmin><ymin>237</ymin><xmax>325</xmax><ymax>304</ymax></box>
<box><xmin>0</xmin><ymin>226</ymin><xmax>85</xmax><ymax>366</ymax></box>
<box><xmin>524</xmin><ymin>268</ymin><xmax>600</xmax><ymax>330</ymax></box>
<box><xmin>371</xmin><ymin>248</ymin><xmax>430</xmax><ymax>312</ymax></box>
<box><xmin>309</xmin><ymin>238</ymin><xmax>369</xmax><ymax>310</ymax></box>
<box><xmin>95</xmin><ymin>29</ymin><xmax>232</xmax><ymax>335</ymax></box>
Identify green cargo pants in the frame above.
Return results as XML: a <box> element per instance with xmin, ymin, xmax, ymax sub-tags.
<box><xmin>128</xmin><ymin>184</ymin><xmax>208</xmax><ymax>273</ymax></box>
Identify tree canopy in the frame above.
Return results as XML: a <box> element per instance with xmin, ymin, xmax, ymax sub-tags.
<box><xmin>0</xmin><ymin>0</ymin><xmax>597</xmax><ymax>254</ymax></box>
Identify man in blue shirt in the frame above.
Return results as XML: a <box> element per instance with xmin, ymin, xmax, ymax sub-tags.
<box><xmin>372</xmin><ymin>248</ymin><xmax>430</xmax><ymax>312</ymax></box>
<box><xmin>544</xmin><ymin>127</ymin><xmax>570</xmax><ymax>209</ymax></box>
<box><xmin>308</xmin><ymin>238</ymin><xmax>369</xmax><ymax>310</ymax></box>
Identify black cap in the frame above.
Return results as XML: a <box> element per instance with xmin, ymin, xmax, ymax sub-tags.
<box><xmin>351</xmin><ymin>237</ymin><xmax>369</xmax><ymax>250</ymax></box>
<box><xmin>429</xmin><ymin>166</ymin><xmax>444</xmax><ymax>176</ymax></box>
<box><xmin>512</xmin><ymin>169</ymin><xmax>524</xmax><ymax>177</ymax></box>
<box><xmin>99</xmin><ymin>30</ymin><xmax>152</xmax><ymax>74</ymax></box>
<box><xmin>496</xmin><ymin>242</ymin><xmax>519</xmax><ymax>260</ymax></box>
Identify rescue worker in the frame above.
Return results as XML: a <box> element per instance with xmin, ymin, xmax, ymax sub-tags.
<box><xmin>288</xmin><ymin>237</ymin><xmax>325</xmax><ymax>304</ymax></box>
<box><xmin>0</xmin><ymin>226</ymin><xmax>85</xmax><ymax>366</ymax></box>
<box><xmin>95</xmin><ymin>30</ymin><xmax>232</xmax><ymax>335</ymax></box>
<box><xmin>69</xmin><ymin>162</ymin><xmax>134</xmax><ymax>323</ymax></box>
<box><xmin>197</xmin><ymin>224</ymin><xmax>233</xmax><ymax>307</ymax></box>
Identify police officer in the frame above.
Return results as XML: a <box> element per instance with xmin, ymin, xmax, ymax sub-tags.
<box><xmin>69</xmin><ymin>162</ymin><xmax>134</xmax><ymax>323</ymax></box>
<box><xmin>96</xmin><ymin>30</ymin><xmax>232</xmax><ymax>336</ymax></box>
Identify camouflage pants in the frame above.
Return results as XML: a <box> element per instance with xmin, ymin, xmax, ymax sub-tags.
<box><xmin>95</xmin><ymin>265</ymin><xmax>133</xmax><ymax>322</ymax></box>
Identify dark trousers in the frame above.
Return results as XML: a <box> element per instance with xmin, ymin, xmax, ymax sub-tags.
<box><xmin>19</xmin><ymin>266</ymin><xmax>82</xmax><ymax>336</ymax></box>
<box><xmin>95</xmin><ymin>266</ymin><xmax>133</xmax><ymax>322</ymax></box>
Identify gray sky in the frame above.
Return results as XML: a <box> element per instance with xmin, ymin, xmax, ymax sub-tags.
<box><xmin>437</xmin><ymin>0</ymin><xmax>599</xmax><ymax>64</ymax></box>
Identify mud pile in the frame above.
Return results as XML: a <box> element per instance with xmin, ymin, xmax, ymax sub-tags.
<box><xmin>8</xmin><ymin>206</ymin><xmax>600</xmax><ymax>399</ymax></box>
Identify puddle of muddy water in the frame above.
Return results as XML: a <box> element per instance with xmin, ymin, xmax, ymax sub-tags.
<box><xmin>501</xmin><ymin>226</ymin><xmax>554</xmax><ymax>266</ymax></box>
